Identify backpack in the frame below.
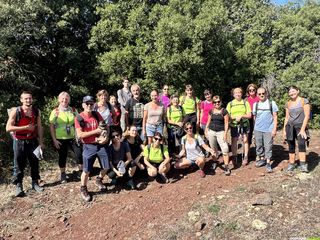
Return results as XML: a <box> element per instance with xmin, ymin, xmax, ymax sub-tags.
<box><xmin>14</xmin><ymin>106</ymin><xmax>39</xmax><ymax>125</ymax></box>
<box><xmin>181</xmin><ymin>134</ymin><xmax>201</xmax><ymax>149</ymax></box>
<box><xmin>180</xmin><ymin>95</ymin><xmax>198</xmax><ymax>112</ymax></box>
<box><xmin>147</xmin><ymin>144</ymin><xmax>165</xmax><ymax>160</ymax></box>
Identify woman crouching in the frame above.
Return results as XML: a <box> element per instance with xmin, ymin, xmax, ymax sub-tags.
<box><xmin>143</xmin><ymin>132</ymin><xmax>171</xmax><ymax>183</ymax></box>
<box><xmin>174</xmin><ymin>122</ymin><xmax>216</xmax><ymax>178</ymax></box>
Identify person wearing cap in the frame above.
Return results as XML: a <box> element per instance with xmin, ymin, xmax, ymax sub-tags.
<box><xmin>75</xmin><ymin>95</ymin><xmax>110</xmax><ymax>202</ymax></box>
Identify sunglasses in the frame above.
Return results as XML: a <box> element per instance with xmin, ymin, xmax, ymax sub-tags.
<box><xmin>258</xmin><ymin>93</ymin><xmax>265</xmax><ymax>96</ymax></box>
<box><xmin>154</xmin><ymin>137</ymin><xmax>162</xmax><ymax>141</ymax></box>
<box><xmin>249</xmin><ymin>89</ymin><xmax>256</xmax><ymax>92</ymax></box>
<box><xmin>85</xmin><ymin>102</ymin><xmax>94</xmax><ymax>106</ymax></box>
<box><xmin>185</xmin><ymin>127</ymin><xmax>193</xmax><ymax>131</ymax></box>
<box><xmin>213</xmin><ymin>101</ymin><xmax>221</xmax><ymax>104</ymax></box>
<box><xmin>112</xmin><ymin>134</ymin><xmax>120</xmax><ymax>138</ymax></box>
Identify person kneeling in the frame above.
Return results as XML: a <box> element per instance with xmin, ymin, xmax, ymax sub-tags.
<box><xmin>108</xmin><ymin>130</ymin><xmax>136</xmax><ymax>189</ymax></box>
<box><xmin>174</xmin><ymin>122</ymin><xmax>216</xmax><ymax>178</ymax></box>
<box><xmin>143</xmin><ymin>132</ymin><xmax>171</xmax><ymax>183</ymax></box>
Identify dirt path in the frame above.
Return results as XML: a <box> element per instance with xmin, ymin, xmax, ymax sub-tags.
<box><xmin>1</xmin><ymin>132</ymin><xmax>319</xmax><ymax>240</ymax></box>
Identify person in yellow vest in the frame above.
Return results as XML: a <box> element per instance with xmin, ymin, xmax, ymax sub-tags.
<box><xmin>226</xmin><ymin>87</ymin><xmax>251</xmax><ymax>167</ymax></box>
<box><xmin>49</xmin><ymin>92</ymin><xmax>82</xmax><ymax>183</ymax></box>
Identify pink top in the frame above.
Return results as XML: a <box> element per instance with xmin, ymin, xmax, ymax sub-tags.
<box><xmin>75</xmin><ymin>112</ymin><xmax>103</xmax><ymax>144</ymax></box>
<box><xmin>247</xmin><ymin>96</ymin><xmax>259</xmax><ymax>111</ymax></box>
<box><xmin>200</xmin><ymin>100</ymin><xmax>213</xmax><ymax>125</ymax></box>
<box><xmin>158</xmin><ymin>94</ymin><xmax>170</xmax><ymax>109</ymax></box>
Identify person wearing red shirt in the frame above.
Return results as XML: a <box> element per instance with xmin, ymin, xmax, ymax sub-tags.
<box><xmin>75</xmin><ymin>96</ymin><xmax>110</xmax><ymax>202</ymax></box>
<box><xmin>6</xmin><ymin>91</ymin><xmax>44</xmax><ymax>197</ymax></box>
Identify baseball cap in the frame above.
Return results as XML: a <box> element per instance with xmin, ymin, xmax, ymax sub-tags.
<box><xmin>83</xmin><ymin>95</ymin><xmax>94</xmax><ymax>103</ymax></box>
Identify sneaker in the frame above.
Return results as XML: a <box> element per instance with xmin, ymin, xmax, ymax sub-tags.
<box><xmin>286</xmin><ymin>163</ymin><xmax>296</xmax><ymax>172</ymax></box>
<box><xmin>224</xmin><ymin>165</ymin><xmax>231</xmax><ymax>176</ymax></box>
<box><xmin>74</xmin><ymin>170</ymin><xmax>82</xmax><ymax>180</ymax></box>
<box><xmin>299</xmin><ymin>162</ymin><xmax>308</xmax><ymax>173</ymax></box>
<box><xmin>159</xmin><ymin>173</ymin><xmax>169</xmax><ymax>183</ymax></box>
<box><xmin>80</xmin><ymin>186</ymin><xmax>91</xmax><ymax>202</ymax></box>
<box><xmin>266</xmin><ymin>163</ymin><xmax>272</xmax><ymax>173</ymax></box>
<box><xmin>110</xmin><ymin>178</ymin><xmax>117</xmax><ymax>185</ymax></box>
<box><xmin>32</xmin><ymin>181</ymin><xmax>44</xmax><ymax>192</ymax></box>
<box><xmin>242</xmin><ymin>156</ymin><xmax>248</xmax><ymax>166</ymax></box>
<box><xmin>199</xmin><ymin>169</ymin><xmax>206</xmax><ymax>178</ymax></box>
<box><xmin>95</xmin><ymin>177</ymin><xmax>107</xmax><ymax>191</ymax></box>
<box><xmin>60</xmin><ymin>172</ymin><xmax>67</xmax><ymax>184</ymax></box>
<box><xmin>255</xmin><ymin>159</ymin><xmax>267</xmax><ymax>167</ymax></box>
<box><xmin>126</xmin><ymin>179</ymin><xmax>135</xmax><ymax>189</ymax></box>
<box><xmin>15</xmin><ymin>183</ymin><xmax>25</xmax><ymax>197</ymax></box>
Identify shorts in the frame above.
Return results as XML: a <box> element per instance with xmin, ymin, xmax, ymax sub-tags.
<box><xmin>146</xmin><ymin>123</ymin><xmax>163</xmax><ymax>137</ymax></box>
<box><xmin>230</xmin><ymin>125</ymin><xmax>250</xmax><ymax>138</ymax></box>
<box><xmin>82</xmin><ymin>144</ymin><xmax>110</xmax><ymax>173</ymax></box>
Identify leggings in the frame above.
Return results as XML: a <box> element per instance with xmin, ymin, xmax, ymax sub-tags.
<box><xmin>57</xmin><ymin>139</ymin><xmax>83</xmax><ymax>168</ymax></box>
<box><xmin>287</xmin><ymin>127</ymin><xmax>306</xmax><ymax>153</ymax></box>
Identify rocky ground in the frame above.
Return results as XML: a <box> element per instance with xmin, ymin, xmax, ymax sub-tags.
<box><xmin>0</xmin><ymin>131</ymin><xmax>319</xmax><ymax>240</ymax></box>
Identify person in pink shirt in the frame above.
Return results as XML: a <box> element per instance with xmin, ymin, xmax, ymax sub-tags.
<box><xmin>158</xmin><ymin>84</ymin><xmax>170</xmax><ymax>109</ymax></box>
<box><xmin>246</xmin><ymin>83</ymin><xmax>259</xmax><ymax>146</ymax></box>
<box><xmin>200</xmin><ymin>89</ymin><xmax>213</xmax><ymax>134</ymax></box>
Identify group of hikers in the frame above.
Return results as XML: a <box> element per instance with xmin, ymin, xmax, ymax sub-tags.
<box><xmin>6</xmin><ymin>78</ymin><xmax>311</xmax><ymax>202</ymax></box>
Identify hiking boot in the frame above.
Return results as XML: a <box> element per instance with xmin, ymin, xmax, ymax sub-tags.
<box><xmin>224</xmin><ymin>165</ymin><xmax>231</xmax><ymax>176</ymax></box>
<box><xmin>199</xmin><ymin>169</ymin><xmax>206</xmax><ymax>178</ymax></box>
<box><xmin>15</xmin><ymin>183</ymin><xmax>25</xmax><ymax>197</ymax></box>
<box><xmin>60</xmin><ymin>172</ymin><xmax>67</xmax><ymax>184</ymax></box>
<box><xmin>299</xmin><ymin>162</ymin><xmax>308</xmax><ymax>173</ymax></box>
<box><xmin>32</xmin><ymin>181</ymin><xmax>44</xmax><ymax>193</ymax></box>
<box><xmin>126</xmin><ymin>179</ymin><xmax>135</xmax><ymax>189</ymax></box>
<box><xmin>286</xmin><ymin>163</ymin><xmax>296</xmax><ymax>172</ymax></box>
<box><xmin>266</xmin><ymin>163</ymin><xmax>272</xmax><ymax>173</ymax></box>
<box><xmin>80</xmin><ymin>186</ymin><xmax>91</xmax><ymax>202</ymax></box>
<box><xmin>255</xmin><ymin>159</ymin><xmax>266</xmax><ymax>168</ymax></box>
<box><xmin>242</xmin><ymin>156</ymin><xmax>249</xmax><ymax>166</ymax></box>
<box><xmin>74</xmin><ymin>170</ymin><xmax>82</xmax><ymax>180</ymax></box>
<box><xmin>95</xmin><ymin>177</ymin><xmax>107</xmax><ymax>191</ymax></box>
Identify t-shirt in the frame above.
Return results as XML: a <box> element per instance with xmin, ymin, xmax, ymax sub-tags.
<box><xmin>143</xmin><ymin>144</ymin><xmax>169</xmax><ymax>163</ymax></box>
<box><xmin>49</xmin><ymin>107</ymin><xmax>77</xmax><ymax>139</ymax></box>
<box><xmin>208</xmin><ymin>108</ymin><xmax>228</xmax><ymax>132</ymax></box>
<box><xmin>117</xmin><ymin>88</ymin><xmax>132</xmax><ymax>108</ymax></box>
<box><xmin>253</xmin><ymin>99</ymin><xmax>278</xmax><ymax>132</ymax></box>
<box><xmin>200</xmin><ymin>100</ymin><xmax>213</xmax><ymax>125</ymax></box>
<box><xmin>124</xmin><ymin>137</ymin><xmax>143</xmax><ymax>159</ymax></box>
<box><xmin>286</xmin><ymin>98</ymin><xmax>309</xmax><ymax>125</ymax></box>
<box><xmin>181</xmin><ymin>135</ymin><xmax>205</xmax><ymax>160</ymax></box>
<box><xmin>74</xmin><ymin>111</ymin><xmax>103</xmax><ymax>144</ymax></box>
<box><xmin>158</xmin><ymin>94</ymin><xmax>170</xmax><ymax>109</ymax></box>
<box><xmin>125</xmin><ymin>98</ymin><xmax>146</xmax><ymax>127</ymax></box>
<box><xmin>111</xmin><ymin>107</ymin><xmax>121</xmax><ymax>126</ymax></box>
<box><xmin>144</xmin><ymin>102</ymin><xmax>165</xmax><ymax>125</ymax></box>
<box><xmin>108</xmin><ymin>142</ymin><xmax>130</xmax><ymax>165</ymax></box>
<box><xmin>247</xmin><ymin>96</ymin><xmax>259</xmax><ymax>112</ymax></box>
<box><xmin>180</xmin><ymin>96</ymin><xmax>200</xmax><ymax>115</ymax></box>
<box><xmin>226</xmin><ymin>99</ymin><xmax>251</xmax><ymax>127</ymax></box>
<box><xmin>167</xmin><ymin>106</ymin><xmax>183</xmax><ymax>127</ymax></box>
<box><xmin>96</xmin><ymin>105</ymin><xmax>112</xmax><ymax>125</ymax></box>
